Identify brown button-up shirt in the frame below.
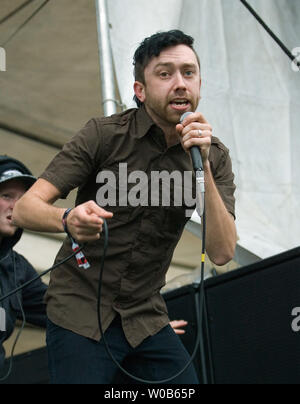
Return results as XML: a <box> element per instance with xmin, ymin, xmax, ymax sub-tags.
<box><xmin>41</xmin><ymin>106</ymin><xmax>236</xmax><ymax>347</ymax></box>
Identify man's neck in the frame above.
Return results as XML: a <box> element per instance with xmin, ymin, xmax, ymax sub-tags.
<box><xmin>144</xmin><ymin>105</ymin><xmax>180</xmax><ymax>148</ymax></box>
<box><xmin>163</xmin><ymin>128</ymin><xmax>181</xmax><ymax>148</ymax></box>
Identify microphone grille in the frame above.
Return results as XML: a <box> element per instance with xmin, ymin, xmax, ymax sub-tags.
<box><xmin>180</xmin><ymin>112</ymin><xmax>193</xmax><ymax>123</ymax></box>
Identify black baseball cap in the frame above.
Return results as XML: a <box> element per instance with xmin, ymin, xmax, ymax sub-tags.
<box><xmin>0</xmin><ymin>155</ymin><xmax>36</xmax><ymax>189</ymax></box>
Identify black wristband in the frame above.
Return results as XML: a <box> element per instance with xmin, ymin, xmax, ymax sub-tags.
<box><xmin>62</xmin><ymin>208</ymin><xmax>73</xmax><ymax>238</ymax></box>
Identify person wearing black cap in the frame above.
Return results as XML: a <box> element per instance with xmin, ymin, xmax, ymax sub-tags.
<box><xmin>0</xmin><ymin>156</ymin><xmax>47</xmax><ymax>376</ymax></box>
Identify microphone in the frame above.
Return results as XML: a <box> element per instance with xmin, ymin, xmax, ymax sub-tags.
<box><xmin>180</xmin><ymin>112</ymin><xmax>203</xmax><ymax>172</ymax></box>
<box><xmin>180</xmin><ymin>112</ymin><xmax>205</xmax><ymax>217</ymax></box>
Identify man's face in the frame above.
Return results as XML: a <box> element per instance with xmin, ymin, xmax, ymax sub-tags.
<box><xmin>134</xmin><ymin>44</ymin><xmax>201</xmax><ymax>128</ymax></box>
<box><xmin>0</xmin><ymin>179</ymin><xmax>27</xmax><ymax>241</ymax></box>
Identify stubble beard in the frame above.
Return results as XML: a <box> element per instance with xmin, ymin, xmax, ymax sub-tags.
<box><xmin>145</xmin><ymin>98</ymin><xmax>183</xmax><ymax>129</ymax></box>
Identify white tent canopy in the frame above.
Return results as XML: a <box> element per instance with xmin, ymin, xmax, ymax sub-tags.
<box><xmin>0</xmin><ymin>0</ymin><xmax>299</xmax><ymax>263</ymax></box>
<box><xmin>108</xmin><ymin>0</ymin><xmax>300</xmax><ymax>259</ymax></box>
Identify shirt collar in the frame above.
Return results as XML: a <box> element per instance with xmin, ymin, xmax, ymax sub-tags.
<box><xmin>132</xmin><ymin>105</ymin><xmax>157</xmax><ymax>139</ymax></box>
<box><xmin>132</xmin><ymin>105</ymin><xmax>182</xmax><ymax>149</ymax></box>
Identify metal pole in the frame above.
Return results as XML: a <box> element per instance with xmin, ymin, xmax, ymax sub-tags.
<box><xmin>95</xmin><ymin>0</ymin><xmax>117</xmax><ymax>116</ymax></box>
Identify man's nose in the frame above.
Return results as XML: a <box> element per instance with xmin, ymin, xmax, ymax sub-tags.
<box><xmin>9</xmin><ymin>201</ymin><xmax>16</xmax><ymax>211</ymax></box>
<box><xmin>174</xmin><ymin>72</ymin><xmax>186</xmax><ymax>90</ymax></box>
<box><xmin>8</xmin><ymin>197</ymin><xmax>19</xmax><ymax>209</ymax></box>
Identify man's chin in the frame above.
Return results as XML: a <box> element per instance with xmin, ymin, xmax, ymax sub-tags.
<box><xmin>167</xmin><ymin>106</ymin><xmax>193</xmax><ymax>123</ymax></box>
<box><xmin>1</xmin><ymin>226</ymin><xmax>18</xmax><ymax>239</ymax></box>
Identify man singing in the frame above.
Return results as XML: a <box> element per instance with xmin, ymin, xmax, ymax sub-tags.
<box><xmin>13</xmin><ymin>30</ymin><xmax>237</xmax><ymax>384</ymax></box>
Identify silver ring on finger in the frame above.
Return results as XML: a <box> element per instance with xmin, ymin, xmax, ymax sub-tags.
<box><xmin>198</xmin><ymin>129</ymin><xmax>203</xmax><ymax>136</ymax></box>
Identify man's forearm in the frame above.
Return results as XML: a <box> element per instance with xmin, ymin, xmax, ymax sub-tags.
<box><xmin>203</xmin><ymin>162</ymin><xmax>237</xmax><ymax>266</ymax></box>
<box><xmin>13</xmin><ymin>193</ymin><xmax>65</xmax><ymax>233</ymax></box>
<box><xmin>13</xmin><ymin>179</ymin><xmax>65</xmax><ymax>233</ymax></box>
<box><xmin>13</xmin><ymin>179</ymin><xmax>113</xmax><ymax>242</ymax></box>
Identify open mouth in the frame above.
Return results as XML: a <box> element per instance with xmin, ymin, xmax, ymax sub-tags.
<box><xmin>170</xmin><ymin>99</ymin><xmax>190</xmax><ymax>110</ymax></box>
<box><xmin>170</xmin><ymin>99</ymin><xmax>189</xmax><ymax>106</ymax></box>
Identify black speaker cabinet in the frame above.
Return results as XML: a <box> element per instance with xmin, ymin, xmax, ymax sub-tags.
<box><xmin>164</xmin><ymin>246</ymin><xmax>300</xmax><ymax>384</ymax></box>
<box><xmin>163</xmin><ymin>283</ymin><xmax>204</xmax><ymax>380</ymax></box>
<box><xmin>2</xmin><ymin>247</ymin><xmax>300</xmax><ymax>384</ymax></box>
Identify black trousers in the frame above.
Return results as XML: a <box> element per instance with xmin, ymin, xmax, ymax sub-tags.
<box><xmin>46</xmin><ymin>315</ymin><xmax>199</xmax><ymax>384</ymax></box>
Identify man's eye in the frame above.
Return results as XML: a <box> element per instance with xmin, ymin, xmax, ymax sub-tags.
<box><xmin>160</xmin><ymin>71</ymin><xmax>170</xmax><ymax>78</ymax></box>
<box><xmin>185</xmin><ymin>71</ymin><xmax>194</xmax><ymax>77</ymax></box>
<box><xmin>0</xmin><ymin>194</ymin><xmax>11</xmax><ymax>200</ymax></box>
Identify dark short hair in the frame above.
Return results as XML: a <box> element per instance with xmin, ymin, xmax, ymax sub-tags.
<box><xmin>133</xmin><ymin>30</ymin><xmax>201</xmax><ymax>107</ymax></box>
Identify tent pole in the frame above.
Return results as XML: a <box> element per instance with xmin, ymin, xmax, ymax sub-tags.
<box><xmin>95</xmin><ymin>0</ymin><xmax>117</xmax><ymax>116</ymax></box>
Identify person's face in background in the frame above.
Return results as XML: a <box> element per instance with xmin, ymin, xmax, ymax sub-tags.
<box><xmin>0</xmin><ymin>179</ymin><xmax>27</xmax><ymax>244</ymax></box>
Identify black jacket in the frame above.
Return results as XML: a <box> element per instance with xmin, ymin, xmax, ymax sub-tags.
<box><xmin>0</xmin><ymin>228</ymin><xmax>47</xmax><ymax>370</ymax></box>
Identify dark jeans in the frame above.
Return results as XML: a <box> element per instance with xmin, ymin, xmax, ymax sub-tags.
<box><xmin>46</xmin><ymin>315</ymin><xmax>199</xmax><ymax>384</ymax></box>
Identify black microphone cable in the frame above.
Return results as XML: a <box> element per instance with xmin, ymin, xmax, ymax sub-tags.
<box><xmin>96</xmin><ymin>209</ymin><xmax>207</xmax><ymax>384</ymax></box>
<box><xmin>0</xmin><ymin>244</ymin><xmax>86</xmax><ymax>381</ymax></box>
<box><xmin>0</xmin><ymin>245</ymin><xmax>85</xmax><ymax>305</ymax></box>
<box><xmin>0</xmin><ymin>253</ymin><xmax>26</xmax><ymax>382</ymax></box>
<box><xmin>0</xmin><ymin>211</ymin><xmax>207</xmax><ymax>384</ymax></box>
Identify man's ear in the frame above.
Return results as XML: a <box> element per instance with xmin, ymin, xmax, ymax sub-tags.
<box><xmin>134</xmin><ymin>81</ymin><xmax>146</xmax><ymax>103</ymax></box>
